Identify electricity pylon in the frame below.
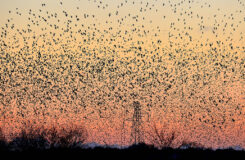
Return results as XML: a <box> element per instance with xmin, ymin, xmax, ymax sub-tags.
<box><xmin>131</xmin><ymin>101</ymin><xmax>143</xmax><ymax>145</ymax></box>
<box><xmin>121</xmin><ymin>101</ymin><xmax>146</xmax><ymax>146</ymax></box>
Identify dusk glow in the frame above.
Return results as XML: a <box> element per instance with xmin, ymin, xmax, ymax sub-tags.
<box><xmin>0</xmin><ymin>0</ymin><xmax>244</xmax><ymax>150</ymax></box>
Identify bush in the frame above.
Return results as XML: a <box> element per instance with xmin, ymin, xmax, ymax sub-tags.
<box><xmin>44</xmin><ymin>124</ymin><xmax>87</xmax><ymax>148</ymax></box>
<box><xmin>0</xmin><ymin>128</ymin><xmax>7</xmax><ymax>151</ymax></box>
<box><xmin>9</xmin><ymin>136</ymin><xmax>49</xmax><ymax>151</ymax></box>
<box><xmin>128</xmin><ymin>143</ymin><xmax>155</xmax><ymax>150</ymax></box>
<box><xmin>179</xmin><ymin>140</ymin><xmax>204</xmax><ymax>149</ymax></box>
<box><xmin>147</xmin><ymin>122</ymin><xmax>177</xmax><ymax>149</ymax></box>
<box><xmin>0</xmin><ymin>128</ymin><xmax>4</xmax><ymax>141</ymax></box>
<box><xmin>8</xmin><ymin>126</ymin><xmax>49</xmax><ymax>151</ymax></box>
<box><xmin>7</xmin><ymin>122</ymin><xmax>87</xmax><ymax>151</ymax></box>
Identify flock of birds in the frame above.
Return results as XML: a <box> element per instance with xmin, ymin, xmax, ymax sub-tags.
<box><xmin>0</xmin><ymin>0</ymin><xmax>244</xmax><ymax>147</ymax></box>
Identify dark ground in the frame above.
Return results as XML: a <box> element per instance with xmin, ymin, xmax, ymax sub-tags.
<box><xmin>1</xmin><ymin>142</ymin><xmax>244</xmax><ymax>160</ymax></box>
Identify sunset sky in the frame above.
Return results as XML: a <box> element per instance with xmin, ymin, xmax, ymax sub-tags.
<box><xmin>0</xmin><ymin>0</ymin><xmax>244</xmax><ymax>149</ymax></box>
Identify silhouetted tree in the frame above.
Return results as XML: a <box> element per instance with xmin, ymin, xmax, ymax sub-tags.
<box><xmin>9</xmin><ymin>126</ymin><xmax>49</xmax><ymax>151</ymax></box>
<box><xmin>0</xmin><ymin>128</ymin><xmax>7</xmax><ymax>151</ymax></box>
<box><xmin>8</xmin><ymin>123</ymin><xmax>87</xmax><ymax>151</ymax></box>
<box><xmin>42</xmin><ymin>124</ymin><xmax>88</xmax><ymax>148</ymax></box>
<box><xmin>179</xmin><ymin>140</ymin><xmax>204</xmax><ymax>149</ymax></box>
<box><xmin>147</xmin><ymin>121</ymin><xmax>177</xmax><ymax>148</ymax></box>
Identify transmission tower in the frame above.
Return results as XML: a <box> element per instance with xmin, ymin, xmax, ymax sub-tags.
<box><xmin>121</xmin><ymin>101</ymin><xmax>149</xmax><ymax>146</ymax></box>
<box><xmin>131</xmin><ymin>101</ymin><xmax>143</xmax><ymax>145</ymax></box>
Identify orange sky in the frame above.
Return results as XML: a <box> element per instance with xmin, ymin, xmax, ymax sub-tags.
<box><xmin>0</xmin><ymin>0</ymin><xmax>244</xmax><ymax>149</ymax></box>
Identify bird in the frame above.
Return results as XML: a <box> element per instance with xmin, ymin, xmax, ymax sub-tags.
<box><xmin>0</xmin><ymin>0</ymin><xmax>244</xmax><ymax>148</ymax></box>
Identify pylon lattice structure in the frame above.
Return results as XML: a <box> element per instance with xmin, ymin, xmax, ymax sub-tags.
<box><xmin>121</xmin><ymin>101</ymin><xmax>146</xmax><ymax>146</ymax></box>
<box><xmin>131</xmin><ymin>101</ymin><xmax>143</xmax><ymax>145</ymax></box>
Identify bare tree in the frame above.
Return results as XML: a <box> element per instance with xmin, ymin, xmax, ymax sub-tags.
<box><xmin>0</xmin><ymin>127</ymin><xmax>7</xmax><ymax>151</ymax></box>
<box><xmin>146</xmin><ymin>121</ymin><xmax>177</xmax><ymax>148</ymax></box>
<box><xmin>0</xmin><ymin>128</ymin><xmax>4</xmax><ymax>141</ymax></box>
<box><xmin>43</xmin><ymin>123</ymin><xmax>88</xmax><ymax>148</ymax></box>
<box><xmin>9</xmin><ymin>122</ymin><xmax>88</xmax><ymax>150</ymax></box>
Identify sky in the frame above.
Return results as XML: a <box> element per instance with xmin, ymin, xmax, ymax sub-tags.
<box><xmin>0</xmin><ymin>0</ymin><xmax>244</xmax><ymax>149</ymax></box>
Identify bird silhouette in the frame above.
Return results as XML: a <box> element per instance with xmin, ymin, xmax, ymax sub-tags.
<box><xmin>0</xmin><ymin>0</ymin><xmax>244</xmax><ymax>147</ymax></box>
